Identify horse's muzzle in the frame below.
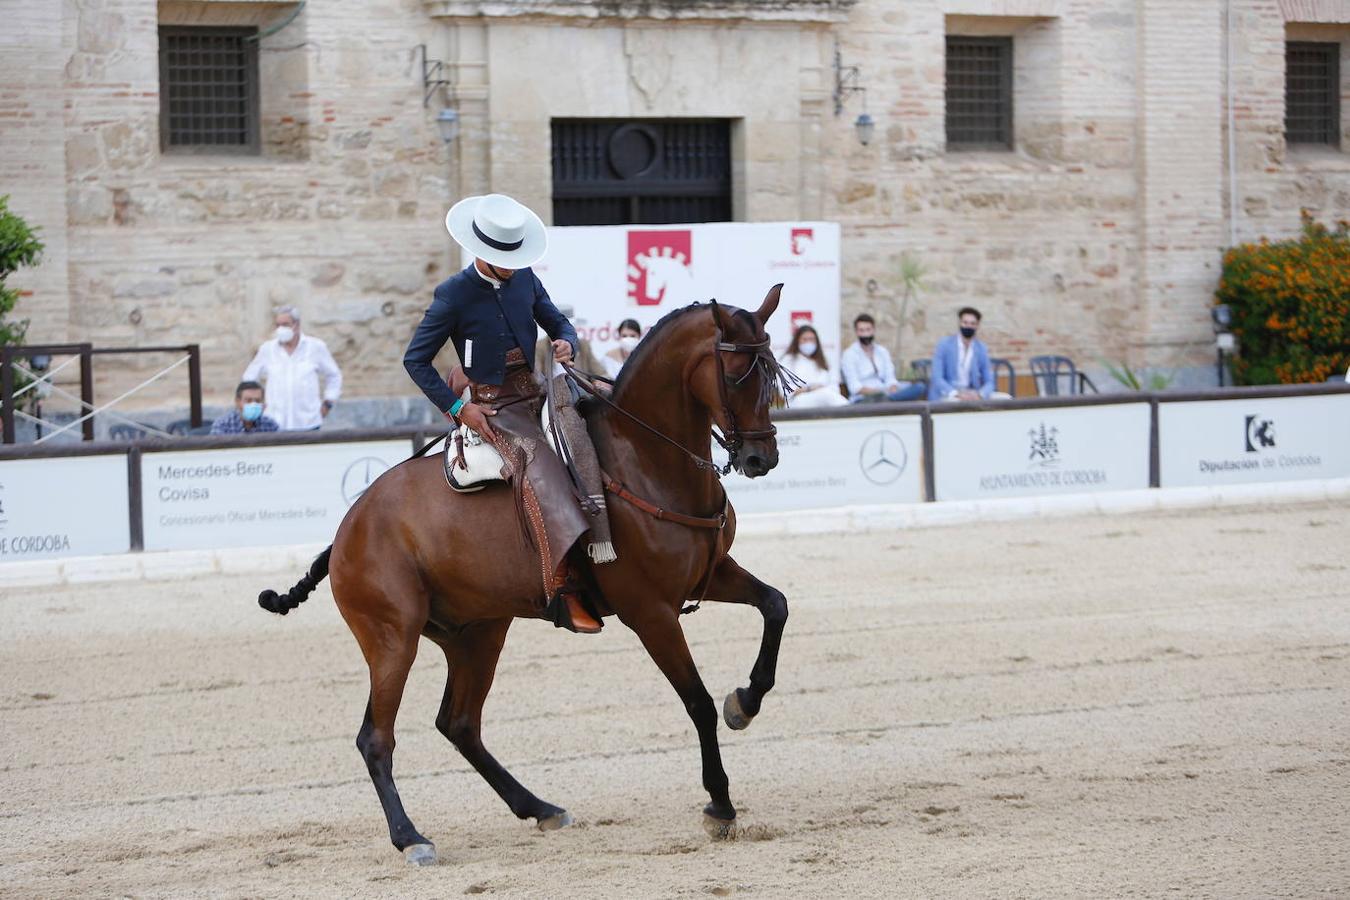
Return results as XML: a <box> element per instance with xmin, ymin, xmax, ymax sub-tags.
<box><xmin>737</xmin><ymin>441</ymin><xmax>779</xmax><ymax>479</ymax></box>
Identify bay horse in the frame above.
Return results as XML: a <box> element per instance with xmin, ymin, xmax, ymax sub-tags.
<box><xmin>258</xmin><ymin>286</ymin><xmax>794</xmax><ymax>866</ymax></box>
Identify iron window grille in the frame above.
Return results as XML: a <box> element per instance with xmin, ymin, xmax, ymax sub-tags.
<box><xmin>1286</xmin><ymin>42</ymin><xmax>1340</xmax><ymax>147</ymax></box>
<box><xmin>946</xmin><ymin>36</ymin><xmax>1014</xmax><ymax>151</ymax></box>
<box><xmin>158</xmin><ymin>26</ymin><xmax>260</xmax><ymax>154</ymax></box>
<box><xmin>551</xmin><ymin>120</ymin><xmax>732</xmax><ymax>226</ymax></box>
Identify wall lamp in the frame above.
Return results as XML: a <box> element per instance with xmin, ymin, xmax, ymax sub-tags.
<box><xmin>833</xmin><ymin>45</ymin><xmax>875</xmax><ymax>146</ymax></box>
<box><xmin>435</xmin><ymin>107</ymin><xmax>460</xmax><ymax>144</ymax></box>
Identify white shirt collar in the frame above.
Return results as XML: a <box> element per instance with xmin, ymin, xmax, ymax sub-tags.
<box><xmin>471</xmin><ymin>261</ymin><xmax>502</xmax><ymax>289</ymax></box>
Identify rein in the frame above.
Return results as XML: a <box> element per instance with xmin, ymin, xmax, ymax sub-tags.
<box><xmin>560</xmin><ymin>299</ymin><xmax>776</xmax><ymax>477</ymax></box>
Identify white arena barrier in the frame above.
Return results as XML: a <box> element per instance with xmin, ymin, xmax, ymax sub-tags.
<box><xmin>2</xmin><ymin>385</ymin><xmax>1348</xmax><ymax>564</ymax></box>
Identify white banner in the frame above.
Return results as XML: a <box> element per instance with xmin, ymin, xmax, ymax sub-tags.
<box><xmin>1159</xmin><ymin>395</ymin><xmax>1350</xmax><ymax>487</ymax></box>
<box><xmin>0</xmin><ymin>455</ymin><xmax>130</xmax><ymax>560</ymax></box>
<box><xmin>526</xmin><ymin>222</ymin><xmax>841</xmax><ymax>371</ymax></box>
<box><xmin>141</xmin><ymin>440</ymin><xmax>412</xmax><ymax>551</ymax></box>
<box><xmin>933</xmin><ymin>404</ymin><xmax>1151</xmax><ymax>501</ymax></box>
<box><xmin>719</xmin><ymin>415</ymin><xmax>925</xmax><ymax>513</ymax></box>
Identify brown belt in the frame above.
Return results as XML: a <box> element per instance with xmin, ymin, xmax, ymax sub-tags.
<box><xmin>470</xmin><ymin>348</ymin><xmax>539</xmax><ymax>407</ymax></box>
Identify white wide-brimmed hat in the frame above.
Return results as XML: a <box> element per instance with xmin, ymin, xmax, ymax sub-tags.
<box><xmin>444</xmin><ymin>194</ymin><xmax>548</xmax><ymax>269</ymax></box>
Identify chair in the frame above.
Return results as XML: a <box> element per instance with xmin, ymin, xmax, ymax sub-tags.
<box><xmin>167</xmin><ymin>418</ymin><xmax>193</xmax><ymax>435</ymax></box>
<box><xmin>990</xmin><ymin>357</ymin><xmax>1017</xmax><ymax>398</ymax></box>
<box><xmin>1030</xmin><ymin>355</ymin><xmax>1098</xmax><ymax>396</ymax></box>
<box><xmin>108</xmin><ymin>423</ymin><xmax>149</xmax><ymax>441</ymax></box>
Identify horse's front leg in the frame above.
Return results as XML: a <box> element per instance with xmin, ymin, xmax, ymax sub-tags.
<box><xmin>703</xmin><ymin>555</ymin><xmax>788</xmax><ymax>731</ymax></box>
<box><xmin>622</xmin><ymin>605</ymin><xmax>736</xmax><ymax>835</ymax></box>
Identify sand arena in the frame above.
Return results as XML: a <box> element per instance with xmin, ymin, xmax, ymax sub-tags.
<box><xmin>3</xmin><ymin>501</ymin><xmax>1348</xmax><ymax>898</ymax></box>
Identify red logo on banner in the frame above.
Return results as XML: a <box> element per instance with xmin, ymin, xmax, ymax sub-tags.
<box><xmin>790</xmin><ymin>310</ymin><xmax>814</xmax><ymax>331</ymax></box>
<box><xmin>628</xmin><ymin>230</ymin><xmax>693</xmax><ymax>306</ymax></box>
<box><xmin>790</xmin><ymin>227</ymin><xmax>814</xmax><ymax>256</ymax></box>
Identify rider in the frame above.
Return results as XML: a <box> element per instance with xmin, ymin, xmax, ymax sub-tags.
<box><xmin>403</xmin><ymin>193</ymin><xmax>603</xmax><ymax>634</ymax></box>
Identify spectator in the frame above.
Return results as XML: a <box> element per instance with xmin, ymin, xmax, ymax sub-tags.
<box><xmin>242</xmin><ymin>305</ymin><xmax>342</xmax><ymax>430</ymax></box>
<box><xmin>211</xmin><ymin>381</ymin><xmax>280</xmax><ymax>435</ymax></box>
<box><xmin>601</xmin><ymin>319</ymin><xmax>643</xmax><ymax>379</ymax></box>
<box><xmin>535</xmin><ymin>304</ymin><xmax>602</xmax><ymax>376</ymax></box>
<box><xmin>929</xmin><ymin>306</ymin><xmax>1002</xmax><ymax>401</ymax></box>
<box><xmin>840</xmin><ymin>313</ymin><xmax>925</xmax><ymax>402</ymax></box>
<box><xmin>779</xmin><ymin>324</ymin><xmax>847</xmax><ymax>409</ymax></box>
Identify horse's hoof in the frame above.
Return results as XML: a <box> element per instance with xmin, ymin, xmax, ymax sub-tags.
<box><xmin>723</xmin><ymin>689</ymin><xmax>754</xmax><ymax>731</ymax></box>
<box><xmin>537</xmin><ymin>810</ymin><xmax>574</xmax><ymax>832</ymax></box>
<box><xmin>402</xmin><ymin>843</ymin><xmax>437</xmax><ymax>867</ymax></box>
<box><xmin>702</xmin><ymin>813</ymin><xmax>738</xmax><ymax>841</ymax></box>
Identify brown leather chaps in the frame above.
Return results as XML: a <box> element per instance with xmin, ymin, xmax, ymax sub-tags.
<box><xmin>466</xmin><ymin>351</ymin><xmax>588</xmax><ymax>600</ymax></box>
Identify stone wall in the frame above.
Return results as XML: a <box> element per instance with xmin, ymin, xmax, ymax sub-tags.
<box><xmin>1</xmin><ymin>0</ymin><xmax>1347</xmax><ymax>423</ymax></box>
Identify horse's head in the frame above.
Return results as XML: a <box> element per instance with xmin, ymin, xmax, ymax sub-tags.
<box><xmin>693</xmin><ymin>285</ymin><xmax>795</xmax><ymax>479</ymax></box>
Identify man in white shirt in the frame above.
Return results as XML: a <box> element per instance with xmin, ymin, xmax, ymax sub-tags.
<box><xmin>242</xmin><ymin>305</ymin><xmax>343</xmax><ymax>430</ymax></box>
<box><xmin>840</xmin><ymin>313</ymin><xmax>925</xmax><ymax>402</ymax></box>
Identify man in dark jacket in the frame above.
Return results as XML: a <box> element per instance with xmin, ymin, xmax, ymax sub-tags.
<box><xmin>403</xmin><ymin>193</ymin><xmax>601</xmax><ymax>633</ymax></box>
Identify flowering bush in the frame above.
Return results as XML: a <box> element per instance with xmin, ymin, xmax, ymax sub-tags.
<box><xmin>1216</xmin><ymin>213</ymin><xmax>1350</xmax><ymax>385</ymax></box>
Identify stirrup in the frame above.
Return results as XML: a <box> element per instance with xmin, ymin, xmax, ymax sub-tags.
<box><xmin>544</xmin><ymin>590</ymin><xmax>603</xmax><ymax>634</ymax></box>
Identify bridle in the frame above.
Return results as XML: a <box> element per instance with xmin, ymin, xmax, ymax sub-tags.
<box><xmin>708</xmin><ymin>299</ymin><xmax>777</xmax><ymax>473</ymax></box>
<box><xmin>562</xmin><ymin>300</ymin><xmax>777</xmax><ymax>477</ymax></box>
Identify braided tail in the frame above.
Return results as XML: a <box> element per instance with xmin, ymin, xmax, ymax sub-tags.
<box><xmin>258</xmin><ymin>546</ymin><xmax>332</xmax><ymax>616</ymax></box>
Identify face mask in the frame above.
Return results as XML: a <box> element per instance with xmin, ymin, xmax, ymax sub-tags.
<box><xmin>241</xmin><ymin>402</ymin><xmax>264</xmax><ymax>422</ymax></box>
<box><xmin>619</xmin><ymin>335</ymin><xmax>639</xmax><ymax>353</ymax></box>
<box><xmin>798</xmin><ymin>341</ymin><xmax>818</xmax><ymax>357</ymax></box>
<box><xmin>858</xmin><ymin>335</ymin><xmax>874</xmax><ymax>346</ymax></box>
<box><xmin>960</xmin><ymin>326</ymin><xmax>977</xmax><ymax>339</ymax></box>
<box><xmin>275</xmin><ymin>325</ymin><xmax>296</xmax><ymax>344</ymax></box>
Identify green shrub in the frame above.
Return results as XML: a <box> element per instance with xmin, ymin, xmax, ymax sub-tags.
<box><xmin>1216</xmin><ymin>212</ymin><xmax>1350</xmax><ymax>385</ymax></box>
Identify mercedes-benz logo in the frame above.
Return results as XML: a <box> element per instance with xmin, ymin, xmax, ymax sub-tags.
<box><xmin>858</xmin><ymin>430</ymin><xmax>908</xmax><ymax>485</ymax></box>
<box><xmin>341</xmin><ymin>457</ymin><xmax>391</xmax><ymax>506</ymax></box>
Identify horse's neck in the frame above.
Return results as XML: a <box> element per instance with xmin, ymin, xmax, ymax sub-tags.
<box><xmin>594</xmin><ymin>353</ymin><xmax>721</xmax><ymax>510</ymax></box>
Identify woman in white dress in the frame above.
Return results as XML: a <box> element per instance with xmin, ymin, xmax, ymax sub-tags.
<box><xmin>779</xmin><ymin>325</ymin><xmax>848</xmax><ymax>409</ymax></box>
<box><xmin>602</xmin><ymin>319</ymin><xmax>642</xmax><ymax>380</ymax></box>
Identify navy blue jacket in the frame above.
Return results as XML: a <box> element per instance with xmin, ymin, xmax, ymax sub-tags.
<box><xmin>403</xmin><ymin>264</ymin><xmax>578</xmax><ymax>413</ymax></box>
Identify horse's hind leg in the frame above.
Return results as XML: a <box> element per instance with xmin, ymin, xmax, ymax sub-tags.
<box><xmin>428</xmin><ymin>619</ymin><xmax>573</xmax><ymax>831</ymax></box>
<box><xmin>345</xmin><ymin>602</ymin><xmax>435</xmax><ymax>864</ymax></box>
<box><xmin>703</xmin><ymin>555</ymin><xmax>788</xmax><ymax>731</ymax></box>
<box><xmin>622</xmin><ymin>605</ymin><xmax>737</xmax><ymax>836</ymax></box>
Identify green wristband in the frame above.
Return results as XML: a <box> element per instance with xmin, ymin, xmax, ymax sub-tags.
<box><xmin>449</xmin><ymin>398</ymin><xmax>465</xmax><ymax>417</ymax></box>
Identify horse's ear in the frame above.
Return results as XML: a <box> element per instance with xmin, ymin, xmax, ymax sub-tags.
<box><xmin>754</xmin><ymin>284</ymin><xmax>783</xmax><ymax>326</ymax></box>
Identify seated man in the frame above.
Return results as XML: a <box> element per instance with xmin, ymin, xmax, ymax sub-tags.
<box><xmin>840</xmin><ymin>313</ymin><xmax>925</xmax><ymax>402</ymax></box>
<box><xmin>211</xmin><ymin>381</ymin><xmax>281</xmax><ymax>434</ymax></box>
<box><xmin>929</xmin><ymin>306</ymin><xmax>1005</xmax><ymax>401</ymax></box>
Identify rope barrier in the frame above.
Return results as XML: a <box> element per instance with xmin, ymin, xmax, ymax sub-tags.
<box><xmin>33</xmin><ymin>355</ymin><xmax>191</xmax><ymax>444</ymax></box>
<box><xmin>9</xmin><ymin>362</ymin><xmax>178</xmax><ymax>439</ymax></box>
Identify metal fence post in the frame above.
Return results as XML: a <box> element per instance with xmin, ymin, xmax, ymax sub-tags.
<box><xmin>187</xmin><ymin>344</ymin><xmax>203</xmax><ymax>429</ymax></box>
<box><xmin>1148</xmin><ymin>396</ymin><xmax>1161</xmax><ymax>488</ymax></box>
<box><xmin>1</xmin><ymin>347</ymin><xmax>14</xmax><ymax>444</ymax></box>
<box><xmin>127</xmin><ymin>447</ymin><xmax>144</xmax><ymax>551</ymax></box>
<box><xmin>921</xmin><ymin>409</ymin><xmax>936</xmax><ymax>502</ymax></box>
<box><xmin>79</xmin><ymin>343</ymin><xmax>95</xmax><ymax>441</ymax></box>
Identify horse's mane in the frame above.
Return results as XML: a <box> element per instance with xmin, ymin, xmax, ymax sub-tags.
<box><xmin>610</xmin><ymin>301</ymin><xmax>803</xmax><ymax>407</ymax></box>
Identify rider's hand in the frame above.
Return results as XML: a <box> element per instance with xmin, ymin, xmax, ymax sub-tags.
<box><xmin>457</xmin><ymin>402</ymin><xmax>497</xmax><ymax>440</ymax></box>
<box><xmin>552</xmin><ymin>339</ymin><xmax>574</xmax><ymax>362</ymax></box>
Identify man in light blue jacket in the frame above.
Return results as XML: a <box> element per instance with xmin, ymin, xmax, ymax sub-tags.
<box><xmin>929</xmin><ymin>307</ymin><xmax>995</xmax><ymax>401</ymax></box>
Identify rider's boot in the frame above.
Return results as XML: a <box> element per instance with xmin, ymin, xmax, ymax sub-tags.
<box><xmin>545</xmin><ymin>561</ymin><xmax>603</xmax><ymax>634</ymax></box>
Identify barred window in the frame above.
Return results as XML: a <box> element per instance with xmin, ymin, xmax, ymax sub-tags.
<box><xmin>1285</xmin><ymin>42</ymin><xmax>1340</xmax><ymax>147</ymax></box>
<box><xmin>158</xmin><ymin>27</ymin><xmax>260</xmax><ymax>154</ymax></box>
<box><xmin>551</xmin><ymin>120</ymin><xmax>732</xmax><ymax>225</ymax></box>
<box><xmin>946</xmin><ymin>36</ymin><xmax>1014</xmax><ymax>150</ymax></box>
